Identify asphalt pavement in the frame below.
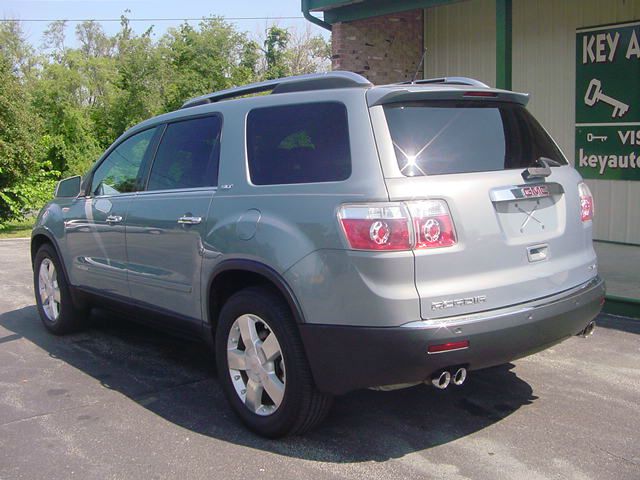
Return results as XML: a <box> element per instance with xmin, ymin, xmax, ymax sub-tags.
<box><xmin>1</xmin><ymin>238</ymin><xmax>639</xmax><ymax>480</ymax></box>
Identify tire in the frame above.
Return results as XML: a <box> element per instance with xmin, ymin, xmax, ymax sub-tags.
<box><xmin>215</xmin><ymin>286</ymin><xmax>332</xmax><ymax>437</ymax></box>
<box><xmin>33</xmin><ymin>243</ymin><xmax>87</xmax><ymax>335</ymax></box>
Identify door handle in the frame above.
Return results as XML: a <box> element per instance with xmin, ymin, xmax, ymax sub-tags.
<box><xmin>177</xmin><ymin>215</ymin><xmax>202</xmax><ymax>225</ymax></box>
<box><xmin>106</xmin><ymin>215</ymin><xmax>123</xmax><ymax>224</ymax></box>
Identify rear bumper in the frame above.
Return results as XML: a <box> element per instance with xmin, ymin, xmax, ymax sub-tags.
<box><xmin>300</xmin><ymin>276</ymin><xmax>605</xmax><ymax>395</ymax></box>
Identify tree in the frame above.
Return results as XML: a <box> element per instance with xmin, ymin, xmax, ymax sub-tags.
<box><xmin>102</xmin><ymin>19</ymin><xmax>164</xmax><ymax>141</ymax></box>
<box><xmin>42</xmin><ymin>20</ymin><xmax>67</xmax><ymax>62</ymax></box>
<box><xmin>285</xmin><ymin>26</ymin><xmax>331</xmax><ymax>76</ymax></box>
<box><xmin>76</xmin><ymin>21</ymin><xmax>113</xmax><ymax>58</ymax></box>
<box><xmin>0</xmin><ymin>54</ymin><xmax>55</xmax><ymax>224</ymax></box>
<box><xmin>263</xmin><ymin>26</ymin><xmax>290</xmax><ymax>80</ymax></box>
<box><xmin>159</xmin><ymin>17</ymin><xmax>258</xmax><ymax>111</ymax></box>
<box><xmin>0</xmin><ymin>20</ymin><xmax>36</xmax><ymax>78</ymax></box>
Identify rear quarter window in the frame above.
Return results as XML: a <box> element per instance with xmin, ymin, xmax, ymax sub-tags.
<box><xmin>246</xmin><ymin>102</ymin><xmax>351</xmax><ymax>185</ymax></box>
<box><xmin>383</xmin><ymin>101</ymin><xmax>567</xmax><ymax>176</ymax></box>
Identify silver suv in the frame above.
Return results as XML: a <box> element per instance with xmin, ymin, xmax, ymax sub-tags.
<box><xmin>31</xmin><ymin>72</ymin><xmax>605</xmax><ymax>437</ymax></box>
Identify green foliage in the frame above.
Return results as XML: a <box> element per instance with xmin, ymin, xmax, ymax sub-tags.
<box><xmin>0</xmin><ymin>20</ymin><xmax>36</xmax><ymax>78</ymax></box>
<box><xmin>264</xmin><ymin>26</ymin><xmax>291</xmax><ymax>80</ymax></box>
<box><xmin>0</xmin><ymin>165</ymin><xmax>59</xmax><ymax>227</ymax></box>
<box><xmin>0</xmin><ymin>54</ymin><xmax>43</xmax><ymax>222</ymax></box>
<box><xmin>279</xmin><ymin>131</ymin><xmax>315</xmax><ymax>150</ymax></box>
<box><xmin>0</xmin><ymin>16</ymin><xmax>331</xmax><ymax>225</ymax></box>
<box><xmin>160</xmin><ymin>17</ymin><xmax>258</xmax><ymax>111</ymax></box>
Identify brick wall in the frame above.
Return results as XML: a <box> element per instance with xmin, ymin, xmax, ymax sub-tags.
<box><xmin>331</xmin><ymin>10</ymin><xmax>424</xmax><ymax>85</ymax></box>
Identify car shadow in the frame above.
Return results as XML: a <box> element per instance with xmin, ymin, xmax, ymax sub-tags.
<box><xmin>597</xmin><ymin>313</ymin><xmax>640</xmax><ymax>335</ymax></box>
<box><xmin>1</xmin><ymin>305</ymin><xmax>537</xmax><ymax>463</ymax></box>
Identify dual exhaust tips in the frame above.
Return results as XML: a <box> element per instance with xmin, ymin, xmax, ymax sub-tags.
<box><xmin>431</xmin><ymin>367</ymin><xmax>467</xmax><ymax>389</ymax></box>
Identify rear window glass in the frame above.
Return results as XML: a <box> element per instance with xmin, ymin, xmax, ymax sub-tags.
<box><xmin>246</xmin><ymin>102</ymin><xmax>351</xmax><ymax>185</ymax></box>
<box><xmin>383</xmin><ymin>101</ymin><xmax>567</xmax><ymax>176</ymax></box>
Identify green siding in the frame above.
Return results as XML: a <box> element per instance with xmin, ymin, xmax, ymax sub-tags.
<box><xmin>496</xmin><ymin>0</ymin><xmax>512</xmax><ymax>90</ymax></box>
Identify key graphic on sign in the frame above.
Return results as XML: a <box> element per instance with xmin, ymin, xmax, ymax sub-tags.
<box><xmin>584</xmin><ymin>78</ymin><xmax>630</xmax><ymax>118</ymax></box>
<box><xmin>587</xmin><ymin>133</ymin><xmax>607</xmax><ymax>142</ymax></box>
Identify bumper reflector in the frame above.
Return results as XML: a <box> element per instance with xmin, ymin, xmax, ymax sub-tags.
<box><xmin>427</xmin><ymin>340</ymin><xmax>470</xmax><ymax>354</ymax></box>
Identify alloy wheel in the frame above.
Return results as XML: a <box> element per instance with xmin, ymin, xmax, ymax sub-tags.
<box><xmin>227</xmin><ymin>314</ymin><xmax>286</xmax><ymax>416</ymax></box>
<box><xmin>38</xmin><ymin>258</ymin><xmax>61</xmax><ymax>322</ymax></box>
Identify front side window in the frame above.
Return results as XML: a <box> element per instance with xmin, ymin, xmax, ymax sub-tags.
<box><xmin>247</xmin><ymin>102</ymin><xmax>351</xmax><ymax>185</ymax></box>
<box><xmin>383</xmin><ymin>101</ymin><xmax>567</xmax><ymax>177</ymax></box>
<box><xmin>91</xmin><ymin>128</ymin><xmax>157</xmax><ymax>196</ymax></box>
<box><xmin>146</xmin><ymin>115</ymin><xmax>222</xmax><ymax>191</ymax></box>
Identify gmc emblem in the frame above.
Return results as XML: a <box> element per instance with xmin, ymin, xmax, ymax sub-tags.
<box><xmin>521</xmin><ymin>185</ymin><xmax>550</xmax><ymax>198</ymax></box>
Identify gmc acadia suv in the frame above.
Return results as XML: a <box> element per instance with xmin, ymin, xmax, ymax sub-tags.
<box><xmin>31</xmin><ymin>72</ymin><xmax>604</xmax><ymax>437</ymax></box>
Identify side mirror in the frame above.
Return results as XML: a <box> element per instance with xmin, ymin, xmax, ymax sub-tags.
<box><xmin>55</xmin><ymin>176</ymin><xmax>82</xmax><ymax>198</ymax></box>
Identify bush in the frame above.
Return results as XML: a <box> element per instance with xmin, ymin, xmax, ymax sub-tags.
<box><xmin>0</xmin><ymin>164</ymin><xmax>59</xmax><ymax>227</ymax></box>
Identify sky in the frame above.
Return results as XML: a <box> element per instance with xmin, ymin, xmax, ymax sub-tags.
<box><xmin>1</xmin><ymin>0</ymin><xmax>329</xmax><ymax>48</ymax></box>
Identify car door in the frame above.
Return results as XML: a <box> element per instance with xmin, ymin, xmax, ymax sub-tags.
<box><xmin>63</xmin><ymin>127</ymin><xmax>160</xmax><ymax>298</ymax></box>
<box><xmin>125</xmin><ymin>114</ymin><xmax>222</xmax><ymax>323</ymax></box>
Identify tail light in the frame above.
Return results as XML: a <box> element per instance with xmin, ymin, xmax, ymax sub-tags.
<box><xmin>406</xmin><ymin>200</ymin><xmax>457</xmax><ymax>249</ymax></box>
<box><xmin>578</xmin><ymin>182</ymin><xmax>594</xmax><ymax>222</ymax></box>
<box><xmin>338</xmin><ymin>204</ymin><xmax>411</xmax><ymax>251</ymax></box>
<box><xmin>338</xmin><ymin>200</ymin><xmax>457</xmax><ymax>251</ymax></box>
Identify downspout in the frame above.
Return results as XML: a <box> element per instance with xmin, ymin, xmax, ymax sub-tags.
<box><xmin>302</xmin><ymin>0</ymin><xmax>332</xmax><ymax>31</ymax></box>
<box><xmin>496</xmin><ymin>0</ymin><xmax>512</xmax><ymax>90</ymax></box>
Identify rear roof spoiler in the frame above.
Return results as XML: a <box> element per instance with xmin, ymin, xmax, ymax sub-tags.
<box><xmin>367</xmin><ymin>87</ymin><xmax>530</xmax><ymax>107</ymax></box>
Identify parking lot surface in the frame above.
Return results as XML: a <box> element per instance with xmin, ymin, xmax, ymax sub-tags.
<box><xmin>1</xmin><ymin>238</ymin><xmax>639</xmax><ymax>480</ymax></box>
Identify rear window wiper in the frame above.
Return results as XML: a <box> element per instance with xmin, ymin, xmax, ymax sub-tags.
<box><xmin>522</xmin><ymin>157</ymin><xmax>562</xmax><ymax>180</ymax></box>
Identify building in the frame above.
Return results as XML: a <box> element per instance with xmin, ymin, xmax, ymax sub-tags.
<box><xmin>302</xmin><ymin>0</ymin><xmax>640</xmax><ymax>247</ymax></box>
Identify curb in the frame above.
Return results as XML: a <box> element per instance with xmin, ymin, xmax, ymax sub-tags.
<box><xmin>603</xmin><ymin>295</ymin><xmax>640</xmax><ymax>319</ymax></box>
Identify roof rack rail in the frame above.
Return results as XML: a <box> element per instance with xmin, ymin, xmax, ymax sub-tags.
<box><xmin>181</xmin><ymin>71</ymin><xmax>372</xmax><ymax>109</ymax></box>
<box><xmin>400</xmin><ymin>76</ymin><xmax>490</xmax><ymax>88</ymax></box>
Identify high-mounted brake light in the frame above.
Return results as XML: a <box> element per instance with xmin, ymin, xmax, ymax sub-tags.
<box><xmin>338</xmin><ymin>200</ymin><xmax>457</xmax><ymax>251</ymax></box>
<box><xmin>463</xmin><ymin>91</ymin><xmax>497</xmax><ymax>97</ymax></box>
<box><xmin>578</xmin><ymin>182</ymin><xmax>594</xmax><ymax>222</ymax></box>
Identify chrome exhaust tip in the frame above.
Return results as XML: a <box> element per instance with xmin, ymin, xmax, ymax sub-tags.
<box><xmin>578</xmin><ymin>320</ymin><xmax>596</xmax><ymax>338</ymax></box>
<box><xmin>452</xmin><ymin>367</ymin><xmax>467</xmax><ymax>386</ymax></box>
<box><xmin>431</xmin><ymin>370</ymin><xmax>451</xmax><ymax>389</ymax></box>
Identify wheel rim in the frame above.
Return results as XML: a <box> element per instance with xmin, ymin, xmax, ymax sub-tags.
<box><xmin>227</xmin><ymin>314</ymin><xmax>286</xmax><ymax>416</ymax></box>
<box><xmin>38</xmin><ymin>258</ymin><xmax>61</xmax><ymax>322</ymax></box>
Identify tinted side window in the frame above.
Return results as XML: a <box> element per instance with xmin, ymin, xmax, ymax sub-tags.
<box><xmin>91</xmin><ymin>128</ymin><xmax>156</xmax><ymax>196</ymax></box>
<box><xmin>247</xmin><ymin>102</ymin><xmax>351</xmax><ymax>185</ymax></box>
<box><xmin>147</xmin><ymin>115</ymin><xmax>222</xmax><ymax>191</ymax></box>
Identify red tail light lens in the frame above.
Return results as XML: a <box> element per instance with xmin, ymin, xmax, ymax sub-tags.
<box><xmin>338</xmin><ymin>200</ymin><xmax>457</xmax><ymax>251</ymax></box>
<box><xmin>338</xmin><ymin>204</ymin><xmax>411</xmax><ymax>250</ymax></box>
<box><xmin>407</xmin><ymin>200</ymin><xmax>457</xmax><ymax>249</ymax></box>
<box><xmin>578</xmin><ymin>182</ymin><xmax>594</xmax><ymax>222</ymax></box>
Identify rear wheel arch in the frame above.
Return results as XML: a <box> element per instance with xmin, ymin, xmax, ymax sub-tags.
<box><xmin>206</xmin><ymin>260</ymin><xmax>306</xmax><ymax>340</ymax></box>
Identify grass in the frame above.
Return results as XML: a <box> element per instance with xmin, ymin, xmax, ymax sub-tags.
<box><xmin>0</xmin><ymin>218</ymin><xmax>35</xmax><ymax>239</ymax></box>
